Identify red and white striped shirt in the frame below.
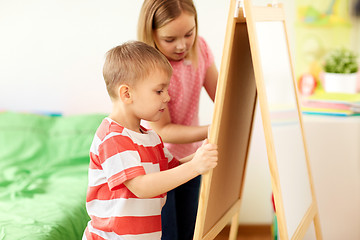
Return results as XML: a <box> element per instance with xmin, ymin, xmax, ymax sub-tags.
<box><xmin>83</xmin><ymin>118</ymin><xmax>179</xmax><ymax>240</ymax></box>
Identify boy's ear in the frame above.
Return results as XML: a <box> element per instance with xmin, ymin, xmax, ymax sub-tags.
<box><xmin>118</xmin><ymin>84</ymin><xmax>132</xmax><ymax>103</ymax></box>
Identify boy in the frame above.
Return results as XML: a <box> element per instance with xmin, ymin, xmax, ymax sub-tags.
<box><xmin>82</xmin><ymin>41</ymin><xmax>218</xmax><ymax>240</ymax></box>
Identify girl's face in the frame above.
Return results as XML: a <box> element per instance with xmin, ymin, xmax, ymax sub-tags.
<box><xmin>154</xmin><ymin>12</ymin><xmax>196</xmax><ymax>61</ymax></box>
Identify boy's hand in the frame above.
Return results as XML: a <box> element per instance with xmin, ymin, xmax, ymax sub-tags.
<box><xmin>191</xmin><ymin>139</ymin><xmax>218</xmax><ymax>175</ymax></box>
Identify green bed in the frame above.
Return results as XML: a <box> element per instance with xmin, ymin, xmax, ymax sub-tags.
<box><xmin>0</xmin><ymin>111</ymin><xmax>106</xmax><ymax>240</ymax></box>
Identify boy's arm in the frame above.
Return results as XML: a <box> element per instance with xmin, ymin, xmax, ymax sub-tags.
<box><xmin>124</xmin><ymin>161</ymin><xmax>198</xmax><ymax>199</ymax></box>
<box><xmin>124</xmin><ymin>140</ymin><xmax>217</xmax><ymax>198</ymax></box>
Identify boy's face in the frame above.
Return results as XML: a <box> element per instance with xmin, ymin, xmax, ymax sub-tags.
<box><xmin>130</xmin><ymin>69</ymin><xmax>171</xmax><ymax>122</ymax></box>
<box><xmin>154</xmin><ymin>11</ymin><xmax>196</xmax><ymax>61</ymax></box>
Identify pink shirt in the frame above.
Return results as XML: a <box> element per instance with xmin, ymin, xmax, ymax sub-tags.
<box><xmin>165</xmin><ymin>37</ymin><xmax>214</xmax><ymax>159</ymax></box>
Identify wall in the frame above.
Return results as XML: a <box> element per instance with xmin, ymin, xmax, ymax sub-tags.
<box><xmin>0</xmin><ymin>0</ymin><xmax>294</xmax><ymax>117</ymax></box>
<box><xmin>0</xmin><ymin>0</ymin><xmax>229</xmax><ymax>115</ymax></box>
<box><xmin>0</xmin><ymin>0</ymin><xmax>295</xmax><ymax>225</ymax></box>
<box><xmin>351</xmin><ymin>0</ymin><xmax>360</xmax><ymax>55</ymax></box>
<box><xmin>0</xmin><ymin>1</ymin><xmax>141</xmax><ymax>114</ymax></box>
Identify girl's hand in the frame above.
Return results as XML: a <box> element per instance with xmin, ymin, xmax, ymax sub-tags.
<box><xmin>191</xmin><ymin>139</ymin><xmax>218</xmax><ymax>175</ymax></box>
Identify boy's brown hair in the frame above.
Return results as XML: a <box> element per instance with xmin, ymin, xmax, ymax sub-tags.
<box><xmin>103</xmin><ymin>41</ymin><xmax>173</xmax><ymax>99</ymax></box>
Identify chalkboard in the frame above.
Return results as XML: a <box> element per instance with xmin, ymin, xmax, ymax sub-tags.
<box><xmin>194</xmin><ymin>1</ymin><xmax>322</xmax><ymax>240</ymax></box>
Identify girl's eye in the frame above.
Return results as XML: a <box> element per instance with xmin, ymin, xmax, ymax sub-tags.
<box><xmin>156</xmin><ymin>90</ymin><xmax>163</xmax><ymax>94</ymax></box>
<box><xmin>185</xmin><ymin>32</ymin><xmax>193</xmax><ymax>38</ymax></box>
<box><xmin>165</xmin><ymin>39</ymin><xmax>174</xmax><ymax>43</ymax></box>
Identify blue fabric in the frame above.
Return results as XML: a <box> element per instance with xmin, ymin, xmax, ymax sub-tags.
<box><xmin>161</xmin><ymin>189</ymin><xmax>178</xmax><ymax>240</ymax></box>
<box><xmin>161</xmin><ymin>175</ymin><xmax>201</xmax><ymax>240</ymax></box>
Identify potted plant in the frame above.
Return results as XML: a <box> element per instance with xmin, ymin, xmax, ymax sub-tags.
<box><xmin>323</xmin><ymin>48</ymin><xmax>359</xmax><ymax>94</ymax></box>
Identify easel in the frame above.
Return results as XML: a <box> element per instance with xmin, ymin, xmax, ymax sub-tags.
<box><xmin>193</xmin><ymin>1</ymin><xmax>323</xmax><ymax>239</ymax></box>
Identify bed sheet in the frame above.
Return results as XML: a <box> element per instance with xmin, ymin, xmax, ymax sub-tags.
<box><xmin>0</xmin><ymin>112</ymin><xmax>106</xmax><ymax>240</ymax></box>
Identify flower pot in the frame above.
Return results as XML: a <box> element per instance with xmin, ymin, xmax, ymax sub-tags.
<box><xmin>323</xmin><ymin>72</ymin><xmax>358</xmax><ymax>94</ymax></box>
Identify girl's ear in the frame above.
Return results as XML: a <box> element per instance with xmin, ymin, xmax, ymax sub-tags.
<box><xmin>118</xmin><ymin>84</ymin><xmax>132</xmax><ymax>104</ymax></box>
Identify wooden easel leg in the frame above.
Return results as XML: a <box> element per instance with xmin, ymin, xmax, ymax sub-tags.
<box><xmin>314</xmin><ymin>213</ymin><xmax>323</xmax><ymax>240</ymax></box>
<box><xmin>229</xmin><ymin>212</ymin><xmax>239</xmax><ymax>240</ymax></box>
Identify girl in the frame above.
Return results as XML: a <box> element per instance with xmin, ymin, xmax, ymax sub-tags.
<box><xmin>138</xmin><ymin>0</ymin><xmax>218</xmax><ymax>239</ymax></box>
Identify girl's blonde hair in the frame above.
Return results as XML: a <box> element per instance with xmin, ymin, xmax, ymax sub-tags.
<box><xmin>103</xmin><ymin>41</ymin><xmax>173</xmax><ymax>99</ymax></box>
<box><xmin>137</xmin><ymin>0</ymin><xmax>198</xmax><ymax>63</ymax></box>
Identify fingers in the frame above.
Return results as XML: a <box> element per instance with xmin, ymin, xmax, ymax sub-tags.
<box><xmin>202</xmin><ymin>144</ymin><xmax>218</xmax><ymax>165</ymax></box>
<box><xmin>200</xmin><ymin>154</ymin><xmax>218</xmax><ymax>174</ymax></box>
<box><xmin>193</xmin><ymin>142</ymin><xmax>218</xmax><ymax>174</ymax></box>
<box><xmin>202</xmin><ymin>141</ymin><xmax>217</xmax><ymax>151</ymax></box>
<box><xmin>199</xmin><ymin>140</ymin><xmax>218</xmax><ymax>157</ymax></box>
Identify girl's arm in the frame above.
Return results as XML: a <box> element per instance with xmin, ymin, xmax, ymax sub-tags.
<box><xmin>150</xmin><ymin>62</ymin><xmax>218</xmax><ymax>144</ymax></box>
<box><xmin>179</xmin><ymin>152</ymin><xmax>195</xmax><ymax>164</ymax></box>
<box><xmin>203</xmin><ymin>62</ymin><xmax>218</xmax><ymax>101</ymax></box>
<box><xmin>149</xmin><ymin>108</ymin><xmax>208</xmax><ymax>144</ymax></box>
<box><xmin>124</xmin><ymin>140</ymin><xmax>217</xmax><ymax>198</ymax></box>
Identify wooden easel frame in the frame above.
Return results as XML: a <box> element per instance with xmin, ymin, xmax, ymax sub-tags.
<box><xmin>244</xmin><ymin>1</ymin><xmax>322</xmax><ymax>239</ymax></box>
<box><xmin>194</xmin><ymin>1</ymin><xmax>322</xmax><ymax>239</ymax></box>
<box><xmin>194</xmin><ymin>0</ymin><xmax>257</xmax><ymax>239</ymax></box>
